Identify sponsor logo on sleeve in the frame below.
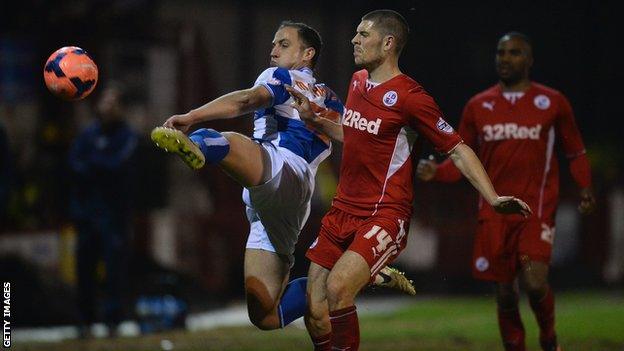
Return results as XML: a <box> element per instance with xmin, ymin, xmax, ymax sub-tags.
<box><xmin>383</xmin><ymin>91</ymin><xmax>398</xmax><ymax>106</ymax></box>
<box><xmin>534</xmin><ymin>94</ymin><xmax>551</xmax><ymax>110</ymax></box>
<box><xmin>436</xmin><ymin>117</ymin><xmax>455</xmax><ymax>134</ymax></box>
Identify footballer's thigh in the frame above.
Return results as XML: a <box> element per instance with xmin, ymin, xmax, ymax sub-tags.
<box><xmin>520</xmin><ymin>260</ymin><xmax>550</xmax><ymax>299</ymax></box>
<box><xmin>518</xmin><ymin>219</ymin><xmax>553</xmax><ymax>298</ymax></box>
<box><xmin>220</xmin><ymin>132</ymin><xmax>271</xmax><ymax>187</ymax></box>
<box><xmin>244</xmin><ymin>248</ymin><xmax>290</xmax><ymax>329</ymax></box>
<box><xmin>326</xmin><ymin>250</ymin><xmax>372</xmax><ymax>310</ymax></box>
<box><xmin>305</xmin><ymin>262</ymin><xmax>331</xmax><ymax>337</ymax></box>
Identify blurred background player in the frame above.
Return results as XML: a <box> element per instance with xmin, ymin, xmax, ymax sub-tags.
<box><xmin>68</xmin><ymin>82</ymin><xmax>139</xmax><ymax>337</ymax></box>
<box><xmin>288</xmin><ymin>10</ymin><xmax>531</xmax><ymax>351</ymax></box>
<box><xmin>417</xmin><ymin>32</ymin><xmax>595</xmax><ymax>351</ymax></box>
<box><xmin>151</xmin><ymin>21</ymin><xmax>413</xmax><ymax>332</ymax></box>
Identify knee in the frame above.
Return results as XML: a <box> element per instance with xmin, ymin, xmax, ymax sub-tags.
<box><xmin>249</xmin><ymin>317</ymin><xmax>277</xmax><ymax>331</ymax></box>
<box><xmin>245</xmin><ymin>289</ymin><xmax>279</xmax><ymax>330</ymax></box>
<box><xmin>326</xmin><ymin>276</ymin><xmax>353</xmax><ymax>307</ymax></box>
<box><xmin>524</xmin><ymin>277</ymin><xmax>549</xmax><ymax>300</ymax></box>
<box><xmin>247</xmin><ymin>304</ymin><xmax>279</xmax><ymax>330</ymax></box>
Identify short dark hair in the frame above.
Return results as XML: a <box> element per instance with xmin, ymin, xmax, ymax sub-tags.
<box><xmin>279</xmin><ymin>21</ymin><xmax>323</xmax><ymax>68</ymax></box>
<box><xmin>362</xmin><ymin>9</ymin><xmax>409</xmax><ymax>54</ymax></box>
<box><xmin>500</xmin><ymin>31</ymin><xmax>533</xmax><ymax>54</ymax></box>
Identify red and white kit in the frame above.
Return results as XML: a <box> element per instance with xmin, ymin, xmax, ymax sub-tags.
<box><xmin>435</xmin><ymin>82</ymin><xmax>591</xmax><ymax>282</ymax></box>
<box><xmin>307</xmin><ymin>70</ymin><xmax>462</xmax><ymax>277</ymax></box>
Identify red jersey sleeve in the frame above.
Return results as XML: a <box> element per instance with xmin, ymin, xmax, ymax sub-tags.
<box><xmin>555</xmin><ymin>94</ymin><xmax>592</xmax><ymax>188</ymax></box>
<box><xmin>569</xmin><ymin>154</ymin><xmax>592</xmax><ymax>188</ymax></box>
<box><xmin>555</xmin><ymin>94</ymin><xmax>586</xmax><ymax>158</ymax></box>
<box><xmin>403</xmin><ymin>91</ymin><xmax>462</xmax><ymax>154</ymax></box>
<box><xmin>432</xmin><ymin>100</ymin><xmax>477</xmax><ymax>182</ymax></box>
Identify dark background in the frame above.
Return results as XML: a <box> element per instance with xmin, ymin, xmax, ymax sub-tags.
<box><xmin>0</xmin><ymin>0</ymin><xmax>621</xmax><ymax>326</ymax></box>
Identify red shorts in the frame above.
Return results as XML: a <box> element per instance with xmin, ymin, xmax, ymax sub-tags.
<box><xmin>472</xmin><ymin>218</ymin><xmax>555</xmax><ymax>283</ymax></box>
<box><xmin>306</xmin><ymin>207</ymin><xmax>409</xmax><ymax>278</ymax></box>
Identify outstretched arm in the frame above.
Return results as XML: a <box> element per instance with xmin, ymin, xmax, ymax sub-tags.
<box><xmin>285</xmin><ymin>85</ymin><xmax>344</xmax><ymax>142</ymax></box>
<box><xmin>449</xmin><ymin>143</ymin><xmax>532</xmax><ymax>217</ymax></box>
<box><xmin>555</xmin><ymin>95</ymin><xmax>596</xmax><ymax>214</ymax></box>
<box><xmin>164</xmin><ymin>85</ymin><xmax>273</xmax><ymax>133</ymax></box>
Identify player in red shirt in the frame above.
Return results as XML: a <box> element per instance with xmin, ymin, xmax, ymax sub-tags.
<box><xmin>287</xmin><ymin>11</ymin><xmax>531</xmax><ymax>351</ymax></box>
<box><xmin>417</xmin><ymin>32</ymin><xmax>596</xmax><ymax>351</ymax></box>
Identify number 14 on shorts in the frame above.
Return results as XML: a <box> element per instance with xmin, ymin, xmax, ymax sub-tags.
<box><xmin>364</xmin><ymin>225</ymin><xmax>394</xmax><ymax>257</ymax></box>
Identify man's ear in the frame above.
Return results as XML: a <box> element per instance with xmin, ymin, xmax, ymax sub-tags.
<box><xmin>382</xmin><ymin>35</ymin><xmax>396</xmax><ymax>53</ymax></box>
<box><xmin>303</xmin><ymin>47</ymin><xmax>316</xmax><ymax>64</ymax></box>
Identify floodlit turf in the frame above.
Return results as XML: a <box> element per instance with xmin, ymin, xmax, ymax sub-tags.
<box><xmin>14</xmin><ymin>291</ymin><xmax>624</xmax><ymax>351</ymax></box>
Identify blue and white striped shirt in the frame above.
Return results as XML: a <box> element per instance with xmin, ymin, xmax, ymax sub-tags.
<box><xmin>253</xmin><ymin>66</ymin><xmax>344</xmax><ymax>173</ymax></box>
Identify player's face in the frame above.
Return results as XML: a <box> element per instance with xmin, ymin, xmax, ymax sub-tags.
<box><xmin>352</xmin><ymin>20</ymin><xmax>384</xmax><ymax>69</ymax></box>
<box><xmin>496</xmin><ymin>37</ymin><xmax>533</xmax><ymax>84</ymax></box>
<box><xmin>270</xmin><ymin>26</ymin><xmax>307</xmax><ymax>69</ymax></box>
<box><xmin>96</xmin><ymin>88</ymin><xmax>122</xmax><ymax>121</ymax></box>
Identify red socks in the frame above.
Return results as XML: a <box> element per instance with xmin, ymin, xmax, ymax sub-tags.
<box><xmin>498</xmin><ymin>307</ymin><xmax>526</xmax><ymax>351</ymax></box>
<box><xmin>329</xmin><ymin>306</ymin><xmax>359</xmax><ymax>351</ymax></box>
<box><xmin>530</xmin><ymin>289</ymin><xmax>557</xmax><ymax>351</ymax></box>
<box><xmin>311</xmin><ymin>332</ymin><xmax>332</xmax><ymax>351</ymax></box>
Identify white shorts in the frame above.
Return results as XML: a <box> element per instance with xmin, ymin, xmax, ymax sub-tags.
<box><xmin>243</xmin><ymin>142</ymin><xmax>314</xmax><ymax>265</ymax></box>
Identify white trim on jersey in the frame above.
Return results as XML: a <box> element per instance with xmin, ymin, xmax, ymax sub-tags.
<box><xmin>366</xmin><ymin>79</ymin><xmax>381</xmax><ymax>91</ymax></box>
<box><xmin>253</xmin><ymin>114</ymin><xmax>274</xmax><ymax>140</ymax></box>
<box><xmin>538</xmin><ymin>126</ymin><xmax>556</xmax><ymax>218</ymax></box>
<box><xmin>371</xmin><ymin>126</ymin><xmax>418</xmax><ymax>216</ymax></box>
<box><xmin>308</xmin><ymin>143</ymin><xmax>332</xmax><ymax>174</ymax></box>
<box><xmin>503</xmin><ymin>92</ymin><xmax>525</xmax><ymax>104</ymax></box>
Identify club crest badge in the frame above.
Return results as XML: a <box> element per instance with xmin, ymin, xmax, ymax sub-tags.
<box><xmin>475</xmin><ymin>257</ymin><xmax>489</xmax><ymax>272</ymax></box>
<box><xmin>534</xmin><ymin>94</ymin><xmax>551</xmax><ymax>110</ymax></box>
<box><xmin>383</xmin><ymin>90</ymin><xmax>398</xmax><ymax>106</ymax></box>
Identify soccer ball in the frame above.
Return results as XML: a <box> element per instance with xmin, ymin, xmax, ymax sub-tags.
<box><xmin>43</xmin><ymin>46</ymin><xmax>98</xmax><ymax>100</ymax></box>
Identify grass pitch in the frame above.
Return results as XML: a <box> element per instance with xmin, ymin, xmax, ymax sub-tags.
<box><xmin>14</xmin><ymin>291</ymin><xmax>624</xmax><ymax>351</ymax></box>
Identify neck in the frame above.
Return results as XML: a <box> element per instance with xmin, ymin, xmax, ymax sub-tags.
<box><xmin>367</xmin><ymin>57</ymin><xmax>401</xmax><ymax>83</ymax></box>
<box><xmin>291</xmin><ymin>62</ymin><xmax>311</xmax><ymax>71</ymax></box>
<box><xmin>499</xmin><ymin>77</ymin><xmax>531</xmax><ymax>92</ymax></box>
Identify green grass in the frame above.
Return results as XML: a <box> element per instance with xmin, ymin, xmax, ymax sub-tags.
<box><xmin>14</xmin><ymin>291</ymin><xmax>624</xmax><ymax>351</ymax></box>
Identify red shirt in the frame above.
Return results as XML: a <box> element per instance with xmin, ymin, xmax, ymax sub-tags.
<box><xmin>332</xmin><ymin>70</ymin><xmax>462</xmax><ymax>219</ymax></box>
<box><xmin>455</xmin><ymin>82</ymin><xmax>587</xmax><ymax>220</ymax></box>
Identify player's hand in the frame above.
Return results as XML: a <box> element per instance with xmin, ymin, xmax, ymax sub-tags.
<box><xmin>163</xmin><ymin>113</ymin><xmax>193</xmax><ymax>134</ymax></box>
<box><xmin>491</xmin><ymin>196</ymin><xmax>532</xmax><ymax>218</ymax></box>
<box><xmin>578</xmin><ymin>187</ymin><xmax>596</xmax><ymax>214</ymax></box>
<box><xmin>285</xmin><ymin>84</ymin><xmax>317</xmax><ymax>123</ymax></box>
<box><xmin>416</xmin><ymin>155</ymin><xmax>437</xmax><ymax>181</ymax></box>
